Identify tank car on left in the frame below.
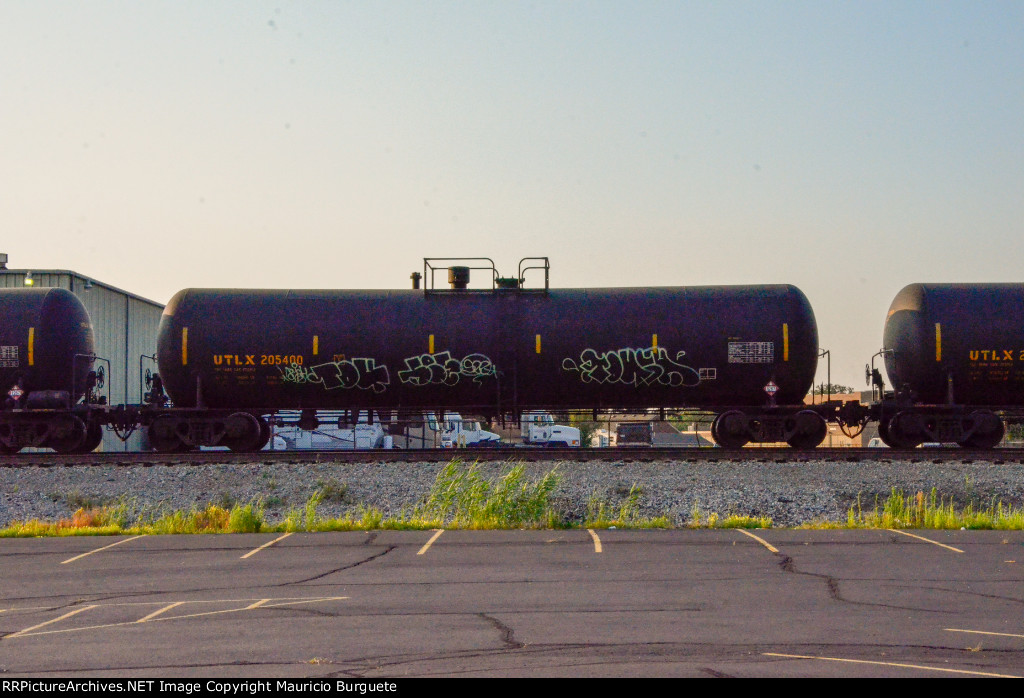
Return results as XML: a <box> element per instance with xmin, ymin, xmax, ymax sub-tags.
<box><xmin>0</xmin><ymin>288</ymin><xmax>107</xmax><ymax>453</ymax></box>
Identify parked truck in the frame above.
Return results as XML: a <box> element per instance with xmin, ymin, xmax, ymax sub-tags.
<box><xmin>615</xmin><ymin>421</ymin><xmax>655</xmax><ymax>447</ymax></box>
<box><xmin>520</xmin><ymin>412</ymin><xmax>581</xmax><ymax>447</ymax></box>
<box><xmin>433</xmin><ymin>412</ymin><xmax>501</xmax><ymax>448</ymax></box>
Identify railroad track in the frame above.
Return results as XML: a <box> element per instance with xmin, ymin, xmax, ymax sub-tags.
<box><xmin>3</xmin><ymin>446</ymin><xmax>1024</xmax><ymax>467</ymax></box>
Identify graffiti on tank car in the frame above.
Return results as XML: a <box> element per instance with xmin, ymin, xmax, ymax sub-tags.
<box><xmin>561</xmin><ymin>347</ymin><xmax>701</xmax><ymax>387</ymax></box>
<box><xmin>398</xmin><ymin>351</ymin><xmax>497</xmax><ymax>387</ymax></box>
<box><xmin>279</xmin><ymin>363</ymin><xmax>320</xmax><ymax>384</ymax></box>
<box><xmin>458</xmin><ymin>353</ymin><xmax>499</xmax><ymax>383</ymax></box>
<box><xmin>312</xmin><ymin>358</ymin><xmax>391</xmax><ymax>392</ymax></box>
<box><xmin>279</xmin><ymin>358</ymin><xmax>390</xmax><ymax>393</ymax></box>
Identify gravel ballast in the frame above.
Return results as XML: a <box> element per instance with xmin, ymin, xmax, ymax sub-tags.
<box><xmin>3</xmin><ymin>457</ymin><xmax>1023</xmax><ymax>528</ymax></box>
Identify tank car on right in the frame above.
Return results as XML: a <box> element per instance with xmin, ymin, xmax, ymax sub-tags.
<box><xmin>875</xmin><ymin>283</ymin><xmax>1024</xmax><ymax>448</ymax></box>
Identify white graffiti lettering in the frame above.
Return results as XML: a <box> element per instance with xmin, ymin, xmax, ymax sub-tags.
<box><xmin>278</xmin><ymin>358</ymin><xmax>390</xmax><ymax>393</ymax></box>
<box><xmin>561</xmin><ymin>347</ymin><xmax>701</xmax><ymax>387</ymax></box>
<box><xmin>398</xmin><ymin>351</ymin><xmax>497</xmax><ymax>387</ymax></box>
<box><xmin>279</xmin><ymin>363</ymin><xmax>320</xmax><ymax>384</ymax></box>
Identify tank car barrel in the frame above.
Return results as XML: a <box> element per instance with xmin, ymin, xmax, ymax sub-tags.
<box><xmin>155</xmin><ymin>284</ymin><xmax>819</xmax><ymax>415</ymax></box>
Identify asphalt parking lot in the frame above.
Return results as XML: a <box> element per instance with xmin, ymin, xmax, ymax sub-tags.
<box><xmin>1</xmin><ymin>529</ymin><xmax>1022</xmax><ymax>677</ymax></box>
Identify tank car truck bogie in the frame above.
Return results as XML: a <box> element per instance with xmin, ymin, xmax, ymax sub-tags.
<box><xmin>876</xmin><ymin>405</ymin><xmax>1006</xmax><ymax>449</ymax></box>
<box><xmin>709</xmin><ymin>407</ymin><xmax>830</xmax><ymax>449</ymax></box>
<box><xmin>145</xmin><ymin>410</ymin><xmax>271</xmax><ymax>453</ymax></box>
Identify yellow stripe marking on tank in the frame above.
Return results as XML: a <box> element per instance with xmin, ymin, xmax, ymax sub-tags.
<box><xmin>429</xmin><ymin>334</ymin><xmax>434</xmax><ymax>353</ymax></box>
<box><xmin>536</xmin><ymin>334</ymin><xmax>541</xmax><ymax>354</ymax></box>
<box><xmin>652</xmin><ymin>334</ymin><xmax>658</xmax><ymax>349</ymax></box>
<box><xmin>935</xmin><ymin>323</ymin><xmax>942</xmax><ymax>362</ymax></box>
<box><xmin>783</xmin><ymin>323</ymin><xmax>789</xmax><ymax>361</ymax></box>
<box><xmin>313</xmin><ymin>335</ymin><xmax>319</xmax><ymax>356</ymax></box>
<box><xmin>182</xmin><ymin>327</ymin><xmax>188</xmax><ymax>366</ymax></box>
<box><xmin>27</xmin><ymin>327</ymin><xmax>34</xmax><ymax>366</ymax></box>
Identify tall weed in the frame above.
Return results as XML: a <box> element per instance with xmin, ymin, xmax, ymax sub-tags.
<box><xmin>413</xmin><ymin>459</ymin><xmax>561</xmax><ymax>529</ymax></box>
<box><xmin>848</xmin><ymin>488</ymin><xmax>1024</xmax><ymax>529</ymax></box>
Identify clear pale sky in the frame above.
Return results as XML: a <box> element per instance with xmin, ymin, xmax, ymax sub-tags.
<box><xmin>2</xmin><ymin>1</ymin><xmax>1021</xmax><ymax>387</ymax></box>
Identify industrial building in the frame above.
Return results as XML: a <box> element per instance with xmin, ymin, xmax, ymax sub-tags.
<box><xmin>0</xmin><ymin>254</ymin><xmax>164</xmax><ymax>451</ymax></box>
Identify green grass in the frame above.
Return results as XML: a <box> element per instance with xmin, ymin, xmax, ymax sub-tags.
<box><xmin>687</xmin><ymin>503</ymin><xmax>772</xmax><ymax>529</ymax></box>
<box><xmin>411</xmin><ymin>459</ymin><xmax>562</xmax><ymax>529</ymax></box>
<box><xmin>0</xmin><ymin>501</ymin><xmax>267</xmax><ymax>537</ymax></box>
<box><xmin>846</xmin><ymin>488</ymin><xmax>1024</xmax><ymax>530</ymax></box>
<box><xmin>586</xmin><ymin>484</ymin><xmax>671</xmax><ymax>528</ymax></box>
<box><xmin>2</xmin><ymin>463</ymin><xmax>1023</xmax><ymax>536</ymax></box>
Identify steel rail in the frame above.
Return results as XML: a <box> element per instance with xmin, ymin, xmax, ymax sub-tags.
<box><xmin>2</xmin><ymin>446</ymin><xmax>1024</xmax><ymax>467</ymax></box>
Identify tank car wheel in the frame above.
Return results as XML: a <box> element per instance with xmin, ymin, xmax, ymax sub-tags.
<box><xmin>0</xmin><ymin>425</ymin><xmax>20</xmax><ymax>453</ymax></box>
<box><xmin>73</xmin><ymin>422</ymin><xmax>104</xmax><ymax>454</ymax></box>
<box><xmin>786</xmin><ymin>410</ymin><xmax>827</xmax><ymax>449</ymax></box>
<box><xmin>47</xmin><ymin>415</ymin><xmax>87</xmax><ymax>454</ymax></box>
<box><xmin>255</xmin><ymin>417</ymin><xmax>271</xmax><ymax>451</ymax></box>
<box><xmin>960</xmin><ymin>410</ymin><xmax>1004</xmax><ymax>449</ymax></box>
<box><xmin>0</xmin><ymin>424</ymin><xmax>15</xmax><ymax>453</ymax></box>
<box><xmin>885</xmin><ymin>413</ymin><xmax>924</xmax><ymax>449</ymax></box>
<box><xmin>712</xmin><ymin>410</ymin><xmax>749</xmax><ymax>449</ymax></box>
<box><xmin>149</xmin><ymin>415</ymin><xmax>185</xmax><ymax>452</ymax></box>
<box><xmin>876</xmin><ymin>418</ymin><xmax>892</xmax><ymax>447</ymax></box>
<box><xmin>222</xmin><ymin>412</ymin><xmax>264</xmax><ymax>452</ymax></box>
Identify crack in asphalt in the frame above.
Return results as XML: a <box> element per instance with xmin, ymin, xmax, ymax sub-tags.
<box><xmin>778</xmin><ymin>554</ymin><xmax>841</xmax><ymax>602</ymax></box>
<box><xmin>701</xmin><ymin>667</ymin><xmax>735</xmax><ymax>678</ymax></box>
<box><xmin>776</xmin><ymin>554</ymin><xmax>955</xmax><ymax>614</ymax></box>
<box><xmin>914</xmin><ymin>584</ymin><xmax>1024</xmax><ymax>606</ymax></box>
<box><xmin>285</xmin><ymin>546</ymin><xmax>397</xmax><ymax>585</ymax></box>
<box><xmin>478</xmin><ymin>613</ymin><xmax>525</xmax><ymax>650</ymax></box>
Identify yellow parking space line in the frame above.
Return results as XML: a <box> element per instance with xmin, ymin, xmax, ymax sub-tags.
<box><xmin>887</xmin><ymin>529</ymin><xmax>964</xmax><ymax>553</ymax></box>
<box><xmin>587</xmin><ymin>529</ymin><xmax>603</xmax><ymax>553</ymax></box>
<box><xmin>240</xmin><ymin>532</ymin><xmax>293</xmax><ymax>559</ymax></box>
<box><xmin>136</xmin><ymin>602</ymin><xmax>184</xmax><ymax>623</ymax></box>
<box><xmin>946</xmin><ymin>628</ymin><xmax>1024</xmax><ymax>639</ymax></box>
<box><xmin>6</xmin><ymin>605</ymin><xmax>98</xmax><ymax>639</ymax></box>
<box><xmin>61</xmin><ymin>536</ymin><xmax>144</xmax><ymax>564</ymax></box>
<box><xmin>4</xmin><ymin>597</ymin><xmax>349</xmax><ymax>639</ymax></box>
<box><xmin>417</xmin><ymin>529</ymin><xmax>444</xmax><ymax>555</ymax></box>
<box><xmin>763</xmin><ymin>652</ymin><xmax>1020</xmax><ymax>678</ymax></box>
<box><xmin>12</xmin><ymin>596</ymin><xmax>338</xmax><ymax>613</ymax></box>
<box><xmin>262</xmin><ymin>596</ymin><xmax>349</xmax><ymax>609</ymax></box>
<box><xmin>155</xmin><ymin>597</ymin><xmax>347</xmax><ymax>622</ymax></box>
<box><xmin>737</xmin><ymin>529</ymin><xmax>779</xmax><ymax>553</ymax></box>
